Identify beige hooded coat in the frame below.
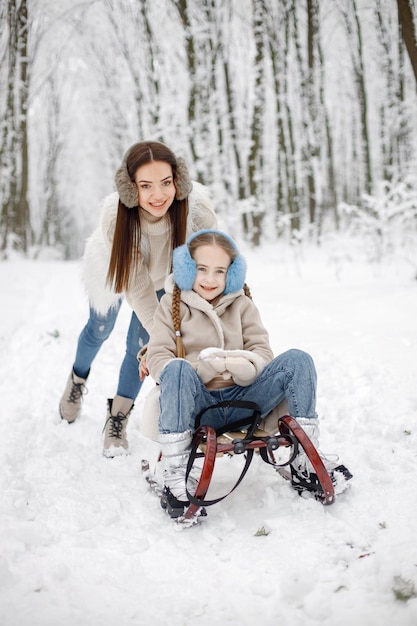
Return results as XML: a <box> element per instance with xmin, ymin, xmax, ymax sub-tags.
<box><xmin>146</xmin><ymin>275</ymin><xmax>274</xmax><ymax>386</ymax></box>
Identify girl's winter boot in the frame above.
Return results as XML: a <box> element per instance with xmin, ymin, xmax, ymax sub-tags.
<box><xmin>290</xmin><ymin>417</ymin><xmax>352</xmax><ymax>498</ymax></box>
<box><xmin>159</xmin><ymin>430</ymin><xmax>198</xmax><ymax>518</ymax></box>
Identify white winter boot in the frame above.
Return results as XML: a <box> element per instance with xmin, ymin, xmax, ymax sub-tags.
<box><xmin>103</xmin><ymin>395</ymin><xmax>134</xmax><ymax>458</ymax></box>
<box><xmin>290</xmin><ymin>417</ymin><xmax>352</xmax><ymax>497</ymax></box>
<box><xmin>59</xmin><ymin>370</ymin><xmax>88</xmax><ymax>423</ymax></box>
<box><xmin>159</xmin><ymin>430</ymin><xmax>199</xmax><ymax>518</ymax></box>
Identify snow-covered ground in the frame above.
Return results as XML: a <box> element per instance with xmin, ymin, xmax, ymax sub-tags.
<box><xmin>1</xmin><ymin>239</ymin><xmax>417</xmax><ymax>626</ymax></box>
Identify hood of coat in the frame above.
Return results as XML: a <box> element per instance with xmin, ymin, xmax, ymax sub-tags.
<box><xmin>162</xmin><ymin>274</ymin><xmax>246</xmax><ymax>349</ymax></box>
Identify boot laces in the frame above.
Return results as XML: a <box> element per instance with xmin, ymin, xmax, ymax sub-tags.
<box><xmin>68</xmin><ymin>380</ymin><xmax>86</xmax><ymax>404</ymax></box>
<box><xmin>106</xmin><ymin>412</ymin><xmax>127</xmax><ymax>440</ymax></box>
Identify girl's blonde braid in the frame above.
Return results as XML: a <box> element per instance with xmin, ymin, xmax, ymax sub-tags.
<box><xmin>243</xmin><ymin>283</ymin><xmax>253</xmax><ymax>300</ymax></box>
<box><xmin>172</xmin><ymin>283</ymin><xmax>186</xmax><ymax>358</ymax></box>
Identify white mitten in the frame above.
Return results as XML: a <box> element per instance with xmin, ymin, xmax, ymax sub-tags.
<box><xmin>225</xmin><ymin>356</ymin><xmax>257</xmax><ymax>386</ymax></box>
<box><xmin>197</xmin><ymin>348</ymin><xmax>266</xmax><ymax>386</ymax></box>
<box><xmin>199</xmin><ymin>347</ymin><xmax>227</xmax><ymax>360</ymax></box>
<box><xmin>197</xmin><ymin>352</ymin><xmax>227</xmax><ymax>383</ymax></box>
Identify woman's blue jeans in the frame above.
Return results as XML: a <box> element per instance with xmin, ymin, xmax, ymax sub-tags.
<box><xmin>73</xmin><ymin>290</ymin><xmax>164</xmax><ymax>400</ymax></box>
<box><xmin>158</xmin><ymin>349</ymin><xmax>317</xmax><ymax>434</ymax></box>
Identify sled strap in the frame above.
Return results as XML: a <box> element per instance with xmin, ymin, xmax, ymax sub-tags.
<box><xmin>258</xmin><ymin>435</ymin><xmax>300</xmax><ymax>467</ymax></box>
<box><xmin>186</xmin><ymin>400</ymin><xmax>262</xmax><ymax>507</ymax></box>
<box><xmin>194</xmin><ymin>399</ymin><xmax>262</xmax><ymax>439</ymax></box>
<box><xmin>186</xmin><ymin>427</ymin><xmax>254</xmax><ymax>507</ymax></box>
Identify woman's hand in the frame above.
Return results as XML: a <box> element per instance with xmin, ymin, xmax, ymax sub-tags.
<box><xmin>139</xmin><ymin>360</ymin><xmax>149</xmax><ymax>381</ymax></box>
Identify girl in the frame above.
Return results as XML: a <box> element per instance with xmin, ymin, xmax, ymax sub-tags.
<box><xmin>145</xmin><ymin>229</ymin><xmax>352</xmax><ymax>518</ymax></box>
<box><xmin>59</xmin><ymin>141</ymin><xmax>217</xmax><ymax>457</ymax></box>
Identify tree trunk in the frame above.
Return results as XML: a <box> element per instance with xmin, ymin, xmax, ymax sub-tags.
<box><xmin>0</xmin><ymin>0</ymin><xmax>31</xmax><ymax>254</ymax></box>
<box><xmin>175</xmin><ymin>0</ymin><xmax>199</xmax><ymax>167</ymax></box>
<box><xmin>337</xmin><ymin>0</ymin><xmax>373</xmax><ymax>196</ymax></box>
<box><xmin>245</xmin><ymin>0</ymin><xmax>267</xmax><ymax>245</ymax></box>
<box><xmin>306</xmin><ymin>0</ymin><xmax>317</xmax><ymax>226</ymax></box>
<box><xmin>397</xmin><ymin>0</ymin><xmax>417</xmax><ymax>86</ymax></box>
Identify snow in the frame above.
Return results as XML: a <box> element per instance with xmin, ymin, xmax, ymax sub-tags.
<box><xmin>1</xmin><ymin>239</ymin><xmax>417</xmax><ymax>626</ymax></box>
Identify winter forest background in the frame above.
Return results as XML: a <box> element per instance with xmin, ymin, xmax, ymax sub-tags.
<box><xmin>2</xmin><ymin>5</ymin><xmax>417</xmax><ymax>623</ymax></box>
<box><xmin>1</xmin><ymin>0</ymin><xmax>417</xmax><ymax>262</ymax></box>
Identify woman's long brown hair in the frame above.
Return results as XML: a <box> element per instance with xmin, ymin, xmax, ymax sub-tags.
<box><xmin>106</xmin><ymin>142</ymin><xmax>189</xmax><ymax>293</ymax></box>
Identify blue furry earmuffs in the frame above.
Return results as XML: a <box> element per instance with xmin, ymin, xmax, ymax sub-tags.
<box><xmin>173</xmin><ymin>229</ymin><xmax>247</xmax><ymax>294</ymax></box>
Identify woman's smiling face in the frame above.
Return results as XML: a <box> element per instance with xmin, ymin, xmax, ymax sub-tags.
<box><xmin>134</xmin><ymin>161</ymin><xmax>176</xmax><ymax>217</ymax></box>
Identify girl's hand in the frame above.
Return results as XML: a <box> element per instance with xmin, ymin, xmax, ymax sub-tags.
<box><xmin>224</xmin><ymin>356</ymin><xmax>257</xmax><ymax>386</ymax></box>
<box><xmin>196</xmin><ymin>355</ymin><xmax>227</xmax><ymax>383</ymax></box>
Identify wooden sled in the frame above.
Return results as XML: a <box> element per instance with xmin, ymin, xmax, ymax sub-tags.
<box><xmin>181</xmin><ymin>403</ymin><xmax>335</xmax><ymax>522</ymax></box>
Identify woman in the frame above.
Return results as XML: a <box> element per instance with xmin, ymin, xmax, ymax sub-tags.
<box><xmin>59</xmin><ymin>142</ymin><xmax>217</xmax><ymax>457</ymax></box>
<box><xmin>145</xmin><ymin>229</ymin><xmax>352</xmax><ymax>518</ymax></box>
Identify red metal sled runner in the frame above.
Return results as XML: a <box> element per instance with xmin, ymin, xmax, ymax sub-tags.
<box><xmin>180</xmin><ymin>414</ymin><xmax>335</xmax><ymax>522</ymax></box>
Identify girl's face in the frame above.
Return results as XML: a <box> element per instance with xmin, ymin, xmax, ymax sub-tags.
<box><xmin>192</xmin><ymin>244</ymin><xmax>231</xmax><ymax>301</ymax></box>
<box><xmin>134</xmin><ymin>161</ymin><xmax>176</xmax><ymax>217</ymax></box>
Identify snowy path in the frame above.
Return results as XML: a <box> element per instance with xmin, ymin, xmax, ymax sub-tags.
<box><xmin>1</xmin><ymin>247</ymin><xmax>417</xmax><ymax>625</ymax></box>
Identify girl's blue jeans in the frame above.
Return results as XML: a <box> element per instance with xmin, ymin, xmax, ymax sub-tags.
<box><xmin>73</xmin><ymin>290</ymin><xmax>164</xmax><ymax>400</ymax></box>
<box><xmin>158</xmin><ymin>349</ymin><xmax>317</xmax><ymax>434</ymax></box>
